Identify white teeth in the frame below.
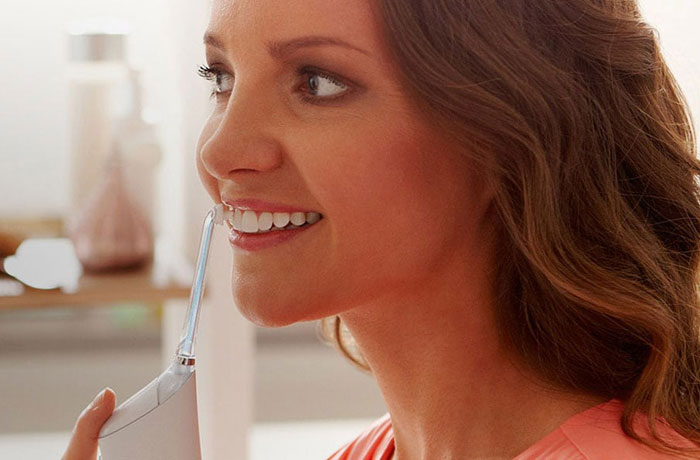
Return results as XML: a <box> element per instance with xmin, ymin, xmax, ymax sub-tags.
<box><xmin>306</xmin><ymin>212</ymin><xmax>321</xmax><ymax>224</ymax></box>
<box><xmin>232</xmin><ymin>209</ymin><xmax>243</xmax><ymax>230</ymax></box>
<box><xmin>258</xmin><ymin>212</ymin><xmax>273</xmax><ymax>231</ymax></box>
<box><xmin>272</xmin><ymin>212</ymin><xmax>290</xmax><ymax>228</ymax></box>
<box><xmin>290</xmin><ymin>212</ymin><xmax>306</xmax><ymax>226</ymax></box>
<box><xmin>229</xmin><ymin>208</ymin><xmax>323</xmax><ymax>233</ymax></box>
<box><xmin>241</xmin><ymin>210</ymin><xmax>259</xmax><ymax>233</ymax></box>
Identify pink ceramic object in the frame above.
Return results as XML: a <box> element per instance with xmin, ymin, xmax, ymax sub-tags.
<box><xmin>67</xmin><ymin>151</ymin><xmax>153</xmax><ymax>272</ymax></box>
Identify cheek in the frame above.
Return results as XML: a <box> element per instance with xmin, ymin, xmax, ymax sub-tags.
<box><xmin>308</xmin><ymin>132</ymin><xmax>465</xmax><ymax>301</ymax></box>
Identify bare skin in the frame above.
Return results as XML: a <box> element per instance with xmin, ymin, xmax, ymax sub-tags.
<box><xmin>62</xmin><ymin>388</ymin><xmax>115</xmax><ymax>460</ymax></box>
<box><xmin>65</xmin><ymin>0</ymin><xmax>604</xmax><ymax>458</ymax></box>
<box><xmin>196</xmin><ymin>1</ymin><xmax>606</xmax><ymax>459</ymax></box>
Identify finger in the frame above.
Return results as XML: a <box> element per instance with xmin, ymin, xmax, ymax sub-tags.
<box><xmin>62</xmin><ymin>388</ymin><xmax>116</xmax><ymax>460</ymax></box>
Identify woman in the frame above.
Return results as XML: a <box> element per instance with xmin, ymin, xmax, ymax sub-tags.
<box><xmin>63</xmin><ymin>0</ymin><xmax>700</xmax><ymax>458</ymax></box>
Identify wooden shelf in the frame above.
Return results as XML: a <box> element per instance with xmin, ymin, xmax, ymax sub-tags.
<box><xmin>0</xmin><ymin>238</ymin><xmax>193</xmax><ymax>310</ymax></box>
<box><xmin>0</xmin><ymin>264</ymin><xmax>191</xmax><ymax>310</ymax></box>
<box><xmin>0</xmin><ymin>265</ymin><xmax>190</xmax><ymax>310</ymax></box>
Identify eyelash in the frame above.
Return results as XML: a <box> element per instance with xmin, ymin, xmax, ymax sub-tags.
<box><xmin>196</xmin><ymin>64</ymin><xmax>351</xmax><ymax>105</ymax></box>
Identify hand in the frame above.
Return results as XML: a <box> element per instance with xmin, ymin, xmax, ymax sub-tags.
<box><xmin>62</xmin><ymin>388</ymin><xmax>116</xmax><ymax>460</ymax></box>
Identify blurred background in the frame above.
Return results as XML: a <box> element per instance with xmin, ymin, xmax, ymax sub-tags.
<box><xmin>0</xmin><ymin>1</ymin><xmax>698</xmax><ymax>459</ymax></box>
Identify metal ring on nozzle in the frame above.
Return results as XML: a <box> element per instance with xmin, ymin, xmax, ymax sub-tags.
<box><xmin>177</xmin><ymin>356</ymin><xmax>196</xmax><ymax>366</ymax></box>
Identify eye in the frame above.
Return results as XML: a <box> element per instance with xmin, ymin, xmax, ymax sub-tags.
<box><xmin>197</xmin><ymin>65</ymin><xmax>233</xmax><ymax>99</ymax></box>
<box><xmin>196</xmin><ymin>64</ymin><xmax>353</xmax><ymax>104</ymax></box>
<box><xmin>298</xmin><ymin>67</ymin><xmax>350</xmax><ymax>103</ymax></box>
<box><xmin>304</xmin><ymin>70</ymin><xmax>348</xmax><ymax>98</ymax></box>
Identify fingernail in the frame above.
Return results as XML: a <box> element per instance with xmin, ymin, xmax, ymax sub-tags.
<box><xmin>91</xmin><ymin>388</ymin><xmax>107</xmax><ymax>407</ymax></box>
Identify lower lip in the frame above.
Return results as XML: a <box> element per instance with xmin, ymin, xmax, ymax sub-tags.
<box><xmin>228</xmin><ymin>220</ymin><xmax>322</xmax><ymax>251</ymax></box>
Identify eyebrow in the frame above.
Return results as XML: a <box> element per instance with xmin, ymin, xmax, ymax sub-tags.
<box><xmin>203</xmin><ymin>33</ymin><xmax>371</xmax><ymax>59</ymax></box>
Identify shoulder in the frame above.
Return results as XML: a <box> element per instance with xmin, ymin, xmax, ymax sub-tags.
<box><xmin>560</xmin><ymin>399</ymin><xmax>696</xmax><ymax>459</ymax></box>
<box><xmin>327</xmin><ymin>413</ymin><xmax>394</xmax><ymax>460</ymax></box>
<box><xmin>517</xmin><ymin>399</ymin><xmax>698</xmax><ymax>460</ymax></box>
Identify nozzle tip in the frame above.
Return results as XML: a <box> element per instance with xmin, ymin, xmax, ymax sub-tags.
<box><xmin>213</xmin><ymin>203</ymin><xmax>233</xmax><ymax>225</ymax></box>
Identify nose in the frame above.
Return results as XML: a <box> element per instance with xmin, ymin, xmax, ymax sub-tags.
<box><xmin>198</xmin><ymin>83</ymin><xmax>284</xmax><ymax>181</ymax></box>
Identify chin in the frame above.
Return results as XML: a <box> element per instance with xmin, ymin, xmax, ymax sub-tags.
<box><xmin>232</xmin><ymin>287</ymin><xmax>328</xmax><ymax>328</ymax></box>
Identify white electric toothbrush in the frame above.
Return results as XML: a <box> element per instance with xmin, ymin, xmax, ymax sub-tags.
<box><xmin>98</xmin><ymin>203</ymin><xmax>232</xmax><ymax>460</ymax></box>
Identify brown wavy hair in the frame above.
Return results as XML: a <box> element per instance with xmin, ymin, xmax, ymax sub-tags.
<box><xmin>320</xmin><ymin>0</ymin><xmax>700</xmax><ymax>456</ymax></box>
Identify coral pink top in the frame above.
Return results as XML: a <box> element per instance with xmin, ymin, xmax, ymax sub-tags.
<box><xmin>327</xmin><ymin>400</ymin><xmax>697</xmax><ymax>459</ymax></box>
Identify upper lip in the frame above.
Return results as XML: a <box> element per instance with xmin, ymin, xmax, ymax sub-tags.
<box><xmin>221</xmin><ymin>197</ymin><xmax>322</xmax><ymax>214</ymax></box>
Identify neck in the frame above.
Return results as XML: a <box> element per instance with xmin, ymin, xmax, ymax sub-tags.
<box><xmin>340</xmin><ymin>248</ymin><xmax>604</xmax><ymax>460</ymax></box>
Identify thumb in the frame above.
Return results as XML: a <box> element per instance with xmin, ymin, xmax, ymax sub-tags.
<box><xmin>62</xmin><ymin>388</ymin><xmax>116</xmax><ymax>460</ymax></box>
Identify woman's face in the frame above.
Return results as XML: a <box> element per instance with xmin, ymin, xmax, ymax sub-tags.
<box><xmin>197</xmin><ymin>0</ymin><xmax>493</xmax><ymax>326</ymax></box>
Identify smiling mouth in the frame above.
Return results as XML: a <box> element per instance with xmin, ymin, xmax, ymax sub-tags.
<box><xmin>226</xmin><ymin>207</ymin><xmax>323</xmax><ymax>234</ymax></box>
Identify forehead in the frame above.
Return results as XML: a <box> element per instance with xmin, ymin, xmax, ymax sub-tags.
<box><xmin>208</xmin><ymin>0</ymin><xmax>380</xmax><ymax>52</ymax></box>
